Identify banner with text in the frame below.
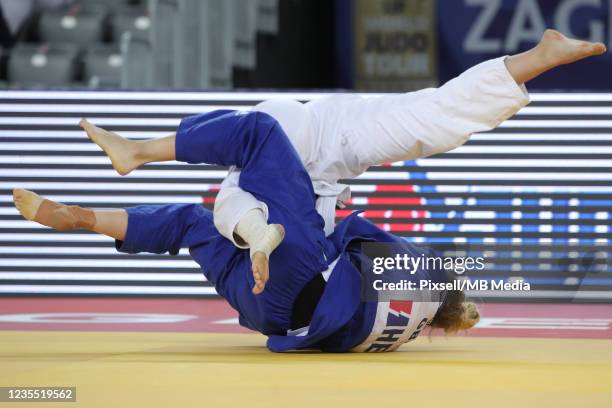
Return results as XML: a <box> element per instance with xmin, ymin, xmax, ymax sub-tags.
<box><xmin>354</xmin><ymin>0</ymin><xmax>437</xmax><ymax>91</ymax></box>
<box><xmin>438</xmin><ymin>0</ymin><xmax>612</xmax><ymax>90</ymax></box>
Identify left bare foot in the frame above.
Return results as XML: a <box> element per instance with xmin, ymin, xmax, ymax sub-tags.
<box><xmin>538</xmin><ymin>29</ymin><xmax>607</xmax><ymax>67</ymax></box>
<box><xmin>13</xmin><ymin>189</ymin><xmax>95</xmax><ymax>232</ymax></box>
<box><xmin>13</xmin><ymin>189</ymin><xmax>43</xmax><ymax>221</ymax></box>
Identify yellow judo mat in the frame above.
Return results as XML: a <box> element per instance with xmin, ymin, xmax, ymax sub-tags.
<box><xmin>1</xmin><ymin>331</ymin><xmax>611</xmax><ymax>408</ymax></box>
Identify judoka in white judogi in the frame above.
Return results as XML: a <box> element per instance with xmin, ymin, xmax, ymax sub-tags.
<box><xmin>213</xmin><ymin>56</ymin><xmax>530</xmax><ymax>246</ymax></box>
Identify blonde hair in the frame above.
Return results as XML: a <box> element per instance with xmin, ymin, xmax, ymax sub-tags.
<box><xmin>430</xmin><ymin>291</ymin><xmax>480</xmax><ymax>334</ymax></box>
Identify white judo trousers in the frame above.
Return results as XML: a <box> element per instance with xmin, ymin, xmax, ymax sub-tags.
<box><xmin>214</xmin><ymin>56</ymin><xmax>530</xmax><ymax>247</ymax></box>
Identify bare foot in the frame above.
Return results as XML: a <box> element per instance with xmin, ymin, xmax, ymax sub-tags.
<box><xmin>13</xmin><ymin>188</ymin><xmax>43</xmax><ymax>221</ymax></box>
<box><xmin>251</xmin><ymin>251</ymin><xmax>269</xmax><ymax>295</ymax></box>
<box><xmin>13</xmin><ymin>189</ymin><xmax>95</xmax><ymax>231</ymax></box>
<box><xmin>80</xmin><ymin>118</ymin><xmax>141</xmax><ymax>176</ymax></box>
<box><xmin>250</xmin><ymin>224</ymin><xmax>285</xmax><ymax>295</ymax></box>
<box><xmin>538</xmin><ymin>29</ymin><xmax>607</xmax><ymax>67</ymax></box>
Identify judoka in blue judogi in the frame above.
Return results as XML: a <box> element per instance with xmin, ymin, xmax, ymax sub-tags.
<box><xmin>114</xmin><ymin>110</ymin><xmax>447</xmax><ymax>352</ymax></box>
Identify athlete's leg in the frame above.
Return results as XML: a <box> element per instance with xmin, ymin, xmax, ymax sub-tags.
<box><xmin>79</xmin><ymin>119</ymin><xmax>175</xmax><ymax>176</ymax></box>
<box><xmin>344</xmin><ymin>30</ymin><xmax>606</xmax><ymax>167</ymax></box>
<box><xmin>79</xmin><ymin>110</ymin><xmax>234</xmax><ymax>176</ymax></box>
<box><xmin>13</xmin><ymin>187</ymin><xmax>306</xmax><ymax>298</ymax></box>
<box><xmin>505</xmin><ymin>29</ymin><xmax>606</xmax><ymax>85</ymax></box>
<box><xmin>12</xmin><ymin>188</ymin><xmax>232</xmax><ymax>268</ymax></box>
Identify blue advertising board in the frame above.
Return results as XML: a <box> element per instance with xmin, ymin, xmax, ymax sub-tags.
<box><xmin>438</xmin><ymin>0</ymin><xmax>612</xmax><ymax>90</ymax></box>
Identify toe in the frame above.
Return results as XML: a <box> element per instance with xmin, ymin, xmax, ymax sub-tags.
<box><xmin>13</xmin><ymin>189</ymin><xmax>23</xmax><ymax>200</ymax></box>
<box><xmin>252</xmin><ymin>282</ymin><xmax>264</xmax><ymax>295</ymax></box>
<box><xmin>594</xmin><ymin>43</ymin><xmax>607</xmax><ymax>54</ymax></box>
<box><xmin>80</xmin><ymin>119</ymin><xmax>96</xmax><ymax>133</ymax></box>
<box><xmin>251</xmin><ymin>267</ymin><xmax>262</xmax><ymax>294</ymax></box>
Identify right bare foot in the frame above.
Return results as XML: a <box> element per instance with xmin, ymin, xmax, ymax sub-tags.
<box><xmin>538</xmin><ymin>29</ymin><xmax>607</xmax><ymax>67</ymax></box>
<box><xmin>80</xmin><ymin>118</ymin><xmax>142</xmax><ymax>176</ymax></box>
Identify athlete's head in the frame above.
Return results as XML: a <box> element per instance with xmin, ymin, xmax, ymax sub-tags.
<box><xmin>430</xmin><ymin>290</ymin><xmax>479</xmax><ymax>334</ymax></box>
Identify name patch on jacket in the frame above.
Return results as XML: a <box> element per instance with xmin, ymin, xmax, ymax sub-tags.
<box><xmin>351</xmin><ymin>300</ymin><xmax>439</xmax><ymax>352</ymax></box>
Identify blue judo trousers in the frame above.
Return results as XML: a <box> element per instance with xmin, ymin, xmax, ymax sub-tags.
<box><xmin>116</xmin><ymin>110</ymin><xmax>445</xmax><ymax>352</ymax></box>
